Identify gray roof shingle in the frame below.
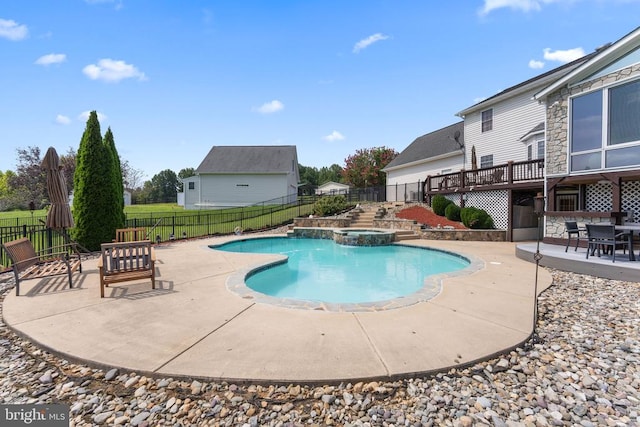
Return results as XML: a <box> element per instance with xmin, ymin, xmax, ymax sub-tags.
<box><xmin>196</xmin><ymin>145</ymin><xmax>298</xmax><ymax>174</ymax></box>
<box><xmin>384</xmin><ymin>122</ymin><xmax>464</xmax><ymax>169</ymax></box>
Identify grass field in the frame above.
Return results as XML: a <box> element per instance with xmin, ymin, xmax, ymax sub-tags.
<box><xmin>0</xmin><ymin>202</ymin><xmax>316</xmax><ymax>240</ymax></box>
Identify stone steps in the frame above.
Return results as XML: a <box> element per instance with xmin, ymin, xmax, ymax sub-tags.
<box><xmin>394</xmin><ymin>230</ymin><xmax>421</xmax><ymax>241</ymax></box>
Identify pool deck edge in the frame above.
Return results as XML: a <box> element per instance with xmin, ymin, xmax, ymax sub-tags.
<box><xmin>2</xmin><ymin>234</ymin><xmax>551</xmax><ymax>384</ymax></box>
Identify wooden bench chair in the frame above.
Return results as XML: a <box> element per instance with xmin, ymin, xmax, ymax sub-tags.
<box><xmin>98</xmin><ymin>240</ymin><xmax>156</xmax><ymax>298</ymax></box>
<box><xmin>2</xmin><ymin>237</ymin><xmax>82</xmax><ymax>296</ymax></box>
<box><xmin>114</xmin><ymin>227</ymin><xmax>148</xmax><ymax>242</ymax></box>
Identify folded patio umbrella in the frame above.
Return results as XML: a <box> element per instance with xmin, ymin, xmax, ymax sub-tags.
<box><xmin>41</xmin><ymin>146</ymin><xmax>74</xmax><ymax>230</ymax></box>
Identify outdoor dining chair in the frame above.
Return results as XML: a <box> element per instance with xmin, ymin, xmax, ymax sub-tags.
<box><xmin>564</xmin><ymin>221</ymin><xmax>586</xmax><ymax>252</ymax></box>
<box><xmin>585</xmin><ymin>224</ymin><xmax>629</xmax><ymax>263</ymax></box>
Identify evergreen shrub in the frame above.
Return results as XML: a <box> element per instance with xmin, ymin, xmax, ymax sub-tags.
<box><xmin>314</xmin><ymin>195</ymin><xmax>347</xmax><ymax>216</ymax></box>
<box><xmin>444</xmin><ymin>203</ymin><xmax>461</xmax><ymax>222</ymax></box>
<box><xmin>432</xmin><ymin>194</ymin><xmax>452</xmax><ymax>216</ymax></box>
<box><xmin>460</xmin><ymin>206</ymin><xmax>494</xmax><ymax>229</ymax></box>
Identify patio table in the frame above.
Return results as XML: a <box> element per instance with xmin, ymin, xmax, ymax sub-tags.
<box><xmin>615</xmin><ymin>224</ymin><xmax>640</xmax><ymax>261</ymax></box>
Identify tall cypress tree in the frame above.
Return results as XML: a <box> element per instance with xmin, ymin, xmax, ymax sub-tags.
<box><xmin>72</xmin><ymin>111</ymin><xmax>116</xmax><ymax>250</ymax></box>
<box><xmin>104</xmin><ymin>127</ymin><xmax>125</xmax><ymax>228</ymax></box>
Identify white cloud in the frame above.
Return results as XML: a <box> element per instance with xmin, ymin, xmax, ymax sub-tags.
<box><xmin>543</xmin><ymin>47</ymin><xmax>585</xmax><ymax>63</ymax></box>
<box><xmin>0</xmin><ymin>18</ymin><xmax>28</xmax><ymax>41</ymax></box>
<box><xmin>323</xmin><ymin>131</ymin><xmax>345</xmax><ymax>142</ymax></box>
<box><xmin>529</xmin><ymin>59</ymin><xmax>545</xmax><ymax>69</ymax></box>
<box><xmin>82</xmin><ymin>58</ymin><xmax>146</xmax><ymax>82</ymax></box>
<box><xmin>353</xmin><ymin>33</ymin><xmax>389</xmax><ymax>53</ymax></box>
<box><xmin>479</xmin><ymin>0</ymin><xmax>557</xmax><ymax>16</ymax></box>
<box><xmin>78</xmin><ymin>111</ymin><xmax>108</xmax><ymax>122</ymax></box>
<box><xmin>253</xmin><ymin>100</ymin><xmax>284</xmax><ymax>114</ymax></box>
<box><xmin>35</xmin><ymin>53</ymin><xmax>67</xmax><ymax>66</ymax></box>
<box><xmin>55</xmin><ymin>115</ymin><xmax>71</xmax><ymax>125</ymax></box>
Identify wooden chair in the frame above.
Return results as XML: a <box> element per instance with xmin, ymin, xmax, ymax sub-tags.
<box><xmin>98</xmin><ymin>240</ymin><xmax>156</xmax><ymax>298</ymax></box>
<box><xmin>114</xmin><ymin>227</ymin><xmax>147</xmax><ymax>242</ymax></box>
<box><xmin>564</xmin><ymin>221</ymin><xmax>586</xmax><ymax>252</ymax></box>
<box><xmin>585</xmin><ymin>224</ymin><xmax>628</xmax><ymax>263</ymax></box>
<box><xmin>2</xmin><ymin>237</ymin><xmax>82</xmax><ymax>296</ymax></box>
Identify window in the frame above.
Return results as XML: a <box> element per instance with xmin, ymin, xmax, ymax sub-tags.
<box><xmin>188</xmin><ymin>182</ymin><xmax>195</xmax><ymax>190</ymax></box>
<box><xmin>570</xmin><ymin>78</ymin><xmax>640</xmax><ymax>172</ymax></box>
<box><xmin>481</xmin><ymin>109</ymin><xmax>493</xmax><ymax>132</ymax></box>
<box><xmin>480</xmin><ymin>154</ymin><xmax>493</xmax><ymax>168</ymax></box>
<box><xmin>537</xmin><ymin>138</ymin><xmax>544</xmax><ymax>159</ymax></box>
<box><xmin>555</xmin><ymin>186</ymin><xmax>582</xmax><ymax>211</ymax></box>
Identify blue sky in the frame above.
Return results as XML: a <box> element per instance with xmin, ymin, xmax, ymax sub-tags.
<box><xmin>2</xmin><ymin>0</ymin><xmax>640</xmax><ymax>180</ymax></box>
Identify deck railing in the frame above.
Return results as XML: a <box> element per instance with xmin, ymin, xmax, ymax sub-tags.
<box><xmin>427</xmin><ymin>159</ymin><xmax>544</xmax><ymax>192</ymax></box>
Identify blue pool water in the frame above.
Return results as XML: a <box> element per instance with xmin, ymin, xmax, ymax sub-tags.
<box><xmin>212</xmin><ymin>237</ymin><xmax>470</xmax><ymax>304</ymax></box>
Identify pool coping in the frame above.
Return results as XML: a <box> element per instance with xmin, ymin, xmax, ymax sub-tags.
<box><xmin>2</xmin><ymin>234</ymin><xmax>552</xmax><ymax>384</ymax></box>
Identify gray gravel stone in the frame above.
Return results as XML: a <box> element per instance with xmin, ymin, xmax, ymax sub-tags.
<box><xmin>1</xmin><ymin>262</ymin><xmax>639</xmax><ymax>426</ymax></box>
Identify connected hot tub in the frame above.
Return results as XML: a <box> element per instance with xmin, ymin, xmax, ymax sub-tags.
<box><xmin>288</xmin><ymin>227</ymin><xmax>396</xmax><ymax>246</ymax></box>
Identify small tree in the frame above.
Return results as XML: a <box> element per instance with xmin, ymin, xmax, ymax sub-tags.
<box><xmin>8</xmin><ymin>146</ymin><xmax>46</xmax><ymax>209</ymax></box>
<box><xmin>149</xmin><ymin>169</ymin><xmax>178</xmax><ymax>203</ymax></box>
<box><xmin>342</xmin><ymin>147</ymin><xmax>397</xmax><ymax>188</ymax></box>
<box><xmin>104</xmin><ymin>127</ymin><xmax>125</xmax><ymax>227</ymax></box>
<box><xmin>72</xmin><ymin>111</ymin><xmax>120</xmax><ymax>250</ymax></box>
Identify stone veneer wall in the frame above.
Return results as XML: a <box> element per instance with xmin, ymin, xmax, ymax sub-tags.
<box><xmin>545</xmin><ymin>216</ymin><xmax>613</xmax><ymax>239</ymax></box>
<box><xmin>419</xmin><ymin>229</ymin><xmax>506</xmax><ymax>241</ymax></box>
<box><xmin>292</xmin><ymin>217</ymin><xmax>506</xmax><ymax>241</ymax></box>
<box><xmin>293</xmin><ymin>218</ymin><xmax>351</xmax><ymax>228</ymax></box>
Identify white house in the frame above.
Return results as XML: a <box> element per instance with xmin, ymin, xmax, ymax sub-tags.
<box><xmin>383</xmin><ymin>48</ymin><xmax>601</xmax><ymax>239</ymax></box>
<box><xmin>181</xmin><ymin>145</ymin><xmax>300</xmax><ymax>210</ymax></box>
<box><xmin>315</xmin><ymin>181</ymin><xmax>350</xmax><ymax>196</ymax></box>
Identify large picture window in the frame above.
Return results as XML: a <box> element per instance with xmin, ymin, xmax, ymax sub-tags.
<box><xmin>609</xmin><ymin>79</ymin><xmax>640</xmax><ymax>145</ymax></box>
<box><xmin>570</xmin><ymin>78</ymin><xmax>640</xmax><ymax>172</ymax></box>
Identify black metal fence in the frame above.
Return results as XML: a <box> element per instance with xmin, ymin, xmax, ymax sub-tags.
<box><xmin>0</xmin><ymin>188</ymin><xmax>387</xmax><ymax>269</ymax></box>
<box><xmin>0</xmin><ymin>199</ymin><xmax>316</xmax><ymax>268</ymax></box>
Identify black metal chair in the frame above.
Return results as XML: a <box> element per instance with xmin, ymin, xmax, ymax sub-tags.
<box><xmin>564</xmin><ymin>221</ymin><xmax>586</xmax><ymax>252</ymax></box>
<box><xmin>585</xmin><ymin>224</ymin><xmax>629</xmax><ymax>263</ymax></box>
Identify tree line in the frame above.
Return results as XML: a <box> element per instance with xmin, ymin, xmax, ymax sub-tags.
<box><xmin>1</xmin><ymin>119</ymin><xmax>398</xmax><ymax>213</ymax></box>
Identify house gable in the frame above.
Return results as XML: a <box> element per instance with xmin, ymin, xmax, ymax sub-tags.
<box><xmin>384</xmin><ymin>122</ymin><xmax>464</xmax><ymax>172</ymax></box>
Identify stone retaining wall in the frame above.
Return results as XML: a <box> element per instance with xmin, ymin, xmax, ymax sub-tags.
<box><xmin>419</xmin><ymin>229</ymin><xmax>506</xmax><ymax>242</ymax></box>
<box><xmin>293</xmin><ymin>217</ymin><xmax>506</xmax><ymax>241</ymax></box>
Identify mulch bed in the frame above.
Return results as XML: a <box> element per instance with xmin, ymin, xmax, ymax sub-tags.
<box><xmin>395</xmin><ymin>205</ymin><xmax>467</xmax><ymax>229</ymax></box>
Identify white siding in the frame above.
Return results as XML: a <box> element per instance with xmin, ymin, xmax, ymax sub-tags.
<box><xmin>463</xmin><ymin>88</ymin><xmax>546</xmax><ymax>169</ymax></box>
<box><xmin>386</xmin><ymin>155</ymin><xmax>462</xmax><ymax>202</ymax></box>
<box><xmin>386</xmin><ymin>154</ymin><xmax>463</xmax><ymax>186</ymax></box>
<box><xmin>198</xmin><ymin>174</ymin><xmax>290</xmax><ymax>208</ymax></box>
<box><xmin>183</xmin><ymin>176</ymin><xmax>200</xmax><ymax>210</ymax></box>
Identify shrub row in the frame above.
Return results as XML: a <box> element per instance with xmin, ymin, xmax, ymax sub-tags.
<box><xmin>431</xmin><ymin>195</ymin><xmax>494</xmax><ymax>229</ymax></box>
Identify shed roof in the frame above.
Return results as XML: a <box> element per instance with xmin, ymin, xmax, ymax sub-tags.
<box><xmin>196</xmin><ymin>145</ymin><xmax>298</xmax><ymax>174</ymax></box>
<box><xmin>383</xmin><ymin>122</ymin><xmax>464</xmax><ymax>170</ymax></box>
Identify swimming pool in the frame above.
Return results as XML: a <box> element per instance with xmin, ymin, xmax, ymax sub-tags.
<box><xmin>211</xmin><ymin>237</ymin><xmax>470</xmax><ymax>305</ymax></box>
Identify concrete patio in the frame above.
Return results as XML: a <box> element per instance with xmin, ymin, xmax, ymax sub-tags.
<box><xmin>3</xmin><ymin>235</ymin><xmax>552</xmax><ymax>384</ymax></box>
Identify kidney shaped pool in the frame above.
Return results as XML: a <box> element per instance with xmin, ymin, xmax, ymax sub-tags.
<box><xmin>211</xmin><ymin>237</ymin><xmax>470</xmax><ymax>304</ymax></box>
